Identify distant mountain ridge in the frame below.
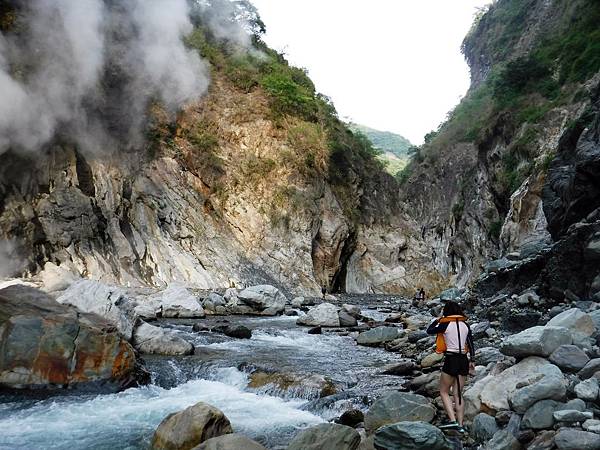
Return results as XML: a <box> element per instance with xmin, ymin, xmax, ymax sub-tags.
<box><xmin>349</xmin><ymin>123</ymin><xmax>413</xmax><ymax>157</ymax></box>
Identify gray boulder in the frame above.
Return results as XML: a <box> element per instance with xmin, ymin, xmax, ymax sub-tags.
<box><xmin>554</xmin><ymin>428</ymin><xmax>600</xmax><ymax>450</ymax></box>
<box><xmin>151</xmin><ymin>402</ymin><xmax>232</xmax><ymax>450</ymax></box>
<box><xmin>439</xmin><ymin>287</ymin><xmax>464</xmax><ymax>302</ymax></box>
<box><xmin>364</xmin><ymin>392</ymin><xmax>435</xmax><ymax>433</ymax></box>
<box><xmin>589</xmin><ymin>309</ymin><xmax>600</xmax><ymax>332</ymax></box>
<box><xmin>133</xmin><ymin>322</ymin><xmax>194</xmax><ymax>355</ymax></box>
<box><xmin>484</xmin><ymin>429</ymin><xmax>521</xmax><ymax>450</ymax></box>
<box><xmin>500</xmin><ymin>326</ymin><xmax>572</xmax><ymax>357</ymax></box>
<box><xmin>574</xmin><ymin>377</ymin><xmax>599</xmax><ymax>401</ymax></box>
<box><xmin>373</xmin><ymin>421</ymin><xmax>452</xmax><ymax>450</ymax></box>
<box><xmin>549</xmin><ymin>345</ymin><xmax>590</xmax><ymax>371</ymax></box>
<box><xmin>338</xmin><ymin>310</ymin><xmax>358</xmax><ymax>327</ymax></box>
<box><xmin>287</xmin><ymin>423</ymin><xmax>360</xmax><ymax>450</ymax></box>
<box><xmin>522</xmin><ymin>399</ymin><xmax>560</xmax><ymax>430</ymax></box>
<box><xmin>508</xmin><ymin>363</ymin><xmax>566</xmax><ymax>413</ymax></box>
<box><xmin>237</xmin><ymin>285</ymin><xmax>286</xmax><ymax>315</ymax></box>
<box><xmin>356</xmin><ymin>327</ymin><xmax>400</xmax><ymax>346</ymax></box>
<box><xmin>553</xmin><ymin>410</ymin><xmax>593</xmax><ymax>422</ymax></box>
<box><xmin>342</xmin><ymin>304</ymin><xmax>361</xmax><ymax>318</ymax></box>
<box><xmin>297</xmin><ymin>303</ymin><xmax>340</xmax><ymax>327</ymax></box>
<box><xmin>476</xmin><ymin>347</ymin><xmax>505</xmax><ymax>365</ymax></box>
<box><xmin>152</xmin><ymin>284</ymin><xmax>205</xmax><ymax>318</ymax></box>
<box><xmin>547</xmin><ymin>308</ymin><xmax>595</xmax><ymax>337</ymax></box>
<box><xmin>472</xmin><ymin>413</ymin><xmax>499</xmax><ymax>443</ymax></box>
<box><xmin>583</xmin><ymin>419</ymin><xmax>600</xmax><ymax>433</ymax></box>
<box><xmin>191</xmin><ymin>433</ymin><xmax>266</xmax><ymax>450</ymax></box>
<box><xmin>56</xmin><ymin>279</ymin><xmax>137</xmax><ymax>340</ymax></box>
<box><xmin>580</xmin><ymin>358</ymin><xmax>600</xmax><ymax>379</ymax></box>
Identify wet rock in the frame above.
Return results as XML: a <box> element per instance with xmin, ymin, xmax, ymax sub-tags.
<box><xmin>574</xmin><ymin>377</ymin><xmax>599</xmax><ymax>401</ymax></box>
<box><xmin>248</xmin><ymin>370</ymin><xmax>337</xmax><ymax>399</ymax></box>
<box><xmin>0</xmin><ymin>285</ymin><xmax>136</xmax><ymax>390</ymax></box>
<box><xmin>337</xmin><ymin>409</ymin><xmax>364</xmax><ymax>428</ymax></box>
<box><xmin>522</xmin><ymin>399</ymin><xmax>560</xmax><ymax>430</ymax></box>
<box><xmin>153</xmin><ymin>284</ymin><xmax>205</xmax><ymax>318</ymax></box>
<box><xmin>500</xmin><ymin>326</ymin><xmax>572</xmax><ymax>357</ymax></box>
<box><xmin>472</xmin><ymin>413</ymin><xmax>499</xmax><ymax>443</ymax></box>
<box><xmin>381</xmin><ymin>359</ymin><xmax>417</xmax><ymax>376</ymax></box>
<box><xmin>373</xmin><ymin>421</ymin><xmax>451</xmax><ymax>450</ymax></box>
<box><xmin>213</xmin><ymin>324</ymin><xmax>252</xmax><ymax>339</ymax></box>
<box><xmin>238</xmin><ymin>285</ymin><xmax>286</xmax><ymax>316</ymax></box>
<box><xmin>547</xmin><ymin>308</ymin><xmax>595</xmax><ymax>337</ymax></box>
<box><xmin>356</xmin><ymin>327</ymin><xmax>400</xmax><ymax>346</ymax></box>
<box><xmin>151</xmin><ymin>402</ymin><xmax>232</xmax><ymax>450</ymax></box>
<box><xmin>56</xmin><ymin>279</ymin><xmax>137</xmax><ymax>340</ymax></box>
<box><xmin>409</xmin><ymin>372</ymin><xmax>439</xmax><ymax>398</ymax></box>
<box><xmin>339</xmin><ymin>310</ymin><xmax>358</xmax><ymax>327</ymax></box>
<box><xmin>503</xmin><ymin>311</ymin><xmax>542</xmax><ymax>332</ymax></box>
<box><xmin>364</xmin><ymin>392</ymin><xmax>435</xmax><ymax>433</ymax></box>
<box><xmin>583</xmin><ymin>419</ymin><xmax>600</xmax><ymax>433</ymax></box>
<box><xmin>133</xmin><ymin>322</ymin><xmax>194</xmax><ymax>356</ymax></box>
<box><xmin>554</xmin><ymin>428</ymin><xmax>600</xmax><ymax>450</ymax></box>
<box><xmin>553</xmin><ymin>409</ymin><xmax>593</xmax><ymax>422</ymax></box>
<box><xmin>549</xmin><ymin>345</ymin><xmax>590</xmax><ymax>371</ymax></box>
<box><xmin>191</xmin><ymin>433</ymin><xmax>266</xmax><ymax>450</ymax></box>
<box><xmin>402</xmin><ymin>314</ymin><xmax>432</xmax><ymax>331</ymax></box>
<box><xmin>287</xmin><ymin>423</ymin><xmax>360</xmax><ymax>450</ymax></box>
<box><xmin>297</xmin><ymin>303</ymin><xmax>340</xmax><ymax>327</ymax></box>
<box><xmin>308</xmin><ymin>326</ymin><xmax>322</xmax><ymax>335</ymax></box>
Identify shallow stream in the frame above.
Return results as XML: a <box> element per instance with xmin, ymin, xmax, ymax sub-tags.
<box><xmin>0</xmin><ymin>304</ymin><xmax>405</xmax><ymax>449</ymax></box>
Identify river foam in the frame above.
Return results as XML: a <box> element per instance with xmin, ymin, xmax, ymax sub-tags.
<box><xmin>0</xmin><ymin>368</ymin><xmax>323</xmax><ymax>450</ymax></box>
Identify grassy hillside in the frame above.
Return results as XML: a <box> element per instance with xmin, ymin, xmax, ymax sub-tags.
<box><xmin>348</xmin><ymin>123</ymin><xmax>412</xmax><ymax>176</ymax></box>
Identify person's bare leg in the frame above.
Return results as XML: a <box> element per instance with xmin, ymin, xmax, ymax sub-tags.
<box><xmin>453</xmin><ymin>375</ymin><xmax>466</xmax><ymax>426</ymax></box>
<box><xmin>439</xmin><ymin>372</ymin><xmax>456</xmax><ymax>423</ymax></box>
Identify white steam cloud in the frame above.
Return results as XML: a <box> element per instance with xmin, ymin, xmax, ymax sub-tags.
<box><xmin>0</xmin><ymin>240</ymin><xmax>24</xmax><ymax>278</ymax></box>
<box><xmin>0</xmin><ymin>0</ymin><xmax>213</xmax><ymax>156</ymax></box>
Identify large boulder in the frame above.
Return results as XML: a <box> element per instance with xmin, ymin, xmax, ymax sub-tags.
<box><xmin>579</xmin><ymin>358</ymin><xmax>600</xmax><ymax>379</ymax></box>
<box><xmin>500</xmin><ymin>326</ymin><xmax>572</xmax><ymax>357</ymax></box>
<box><xmin>151</xmin><ymin>402</ymin><xmax>232</xmax><ymax>450</ymax></box>
<box><xmin>373</xmin><ymin>421</ymin><xmax>452</xmax><ymax>450</ymax></box>
<box><xmin>0</xmin><ymin>285</ymin><xmax>136</xmax><ymax>390</ymax></box>
<box><xmin>549</xmin><ymin>345</ymin><xmax>590</xmax><ymax>371</ymax></box>
<box><xmin>478</xmin><ymin>357</ymin><xmax>563</xmax><ymax>412</ymax></box>
<box><xmin>472</xmin><ymin>413</ymin><xmax>500</xmax><ymax>443</ymax></box>
<box><xmin>237</xmin><ymin>285</ymin><xmax>286</xmax><ymax>316</ymax></box>
<box><xmin>484</xmin><ymin>429</ymin><xmax>521</xmax><ymax>450</ymax></box>
<box><xmin>574</xmin><ymin>378</ymin><xmax>599</xmax><ymax>401</ymax></box>
<box><xmin>297</xmin><ymin>303</ymin><xmax>340</xmax><ymax>327</ymax></box>
<box><xmin>356</xmin><ymin>327</ymin><xmax>400</xmax><ymax>346</ymax></box>
<box><xmin>191</xmin><ymin>434</ymin><xmax>266</xmax><ymax>450</ymax></box>
<box><xmin>508</xmin><ymin>363</ymin><xmax>566</xmax><ymax>413</ymax></box>
<box><xmin>554</xmin><ymin>428</ymin><xmax>600</xmax><ymax>450</ymax></box>
<box><xmin>364</xmin><ymin>392</ymin><xmax>436</xmax><ymax>433</ymax></box>
<box><xmin>133</xmin><ymin>322</ymin><xmax>194</xmax><ymax>355</ymax></box>
<box><xmin>152</xmin><ymin>284</ymin><xmax>205</xmax><ymax>318</ymax></box>
<box><xmin>56</xmin><ymin>279</ymin><xmax>137</xmax><ymax>340</ymax></box>
<box><xmin>338</xmin><ymin>310</ymin><xmax>358</xmax><ymax>327</ymax></box>
<box><xmin>522</xmin><ymin>399</ymin><xmax>560</xmax><ymax>430</ymax></box>
<box><xmin>287</xmin><ymin>423</ymin><xmax>360</xmax><ymax>450</ymax></box>
<box><xmin>547</xmin><ymin>308</ymin><xmax>595</xmax><ymax>337</ymax></box>
<box><xmin>247</xmin><ymin>370</ymin><xmax>337</xmax><ymax>399</ymax></box>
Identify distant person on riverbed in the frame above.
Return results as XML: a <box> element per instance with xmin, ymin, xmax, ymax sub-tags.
<box><xmin>321</xmin><ymin>286</ymin><xmax>327</xmax><ymax>300</ymax></box>
<box><xmin>412</xmin><ymin>288</ymin><xmax>425</xmax><ymax>307</ymax></box>
<box><xmin>426</xmin><ymin>301</ymin><xmax>475</xmax><ymax>433</ymax></box>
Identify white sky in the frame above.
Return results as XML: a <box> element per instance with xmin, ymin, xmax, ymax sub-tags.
<box><xmin>251</xmin><ymin>0</ymin><xmax>491</xmax><ymax>144</ymax></box>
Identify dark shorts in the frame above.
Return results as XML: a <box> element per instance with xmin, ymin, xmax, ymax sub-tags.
<box><xmin>442</xmin><ymin>353</ymin><xmax>469</xmax><ymax>376</ymax></box>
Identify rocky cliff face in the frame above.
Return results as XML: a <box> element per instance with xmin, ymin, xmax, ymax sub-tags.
<box><xmin>402</xmin><ymin>0</ymin><xmax>600</xmax><ymax>291</ymax></box>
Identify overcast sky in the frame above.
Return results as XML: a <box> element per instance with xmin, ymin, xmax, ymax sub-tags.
<box><xmin>251</xmin><ymin>0</ymin><xmax>491</xmax><ymax>144</ymax></box>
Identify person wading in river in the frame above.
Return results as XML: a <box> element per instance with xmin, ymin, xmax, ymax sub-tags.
<box><xmin>426</xmin><ymin>301</ymin><xmax>475</xmax><ymax>433</ymax></box>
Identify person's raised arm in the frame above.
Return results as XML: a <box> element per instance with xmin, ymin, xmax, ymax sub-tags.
<box><xmin>426</xmin><ymin>318</ymin><xmax>448</xmax><ymax>335</ymax></box>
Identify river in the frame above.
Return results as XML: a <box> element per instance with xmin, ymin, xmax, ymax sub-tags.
<box><xmin>0</xmin><ymin>304</ymin><xmax>406</xmax><ymax>450</ymax></box>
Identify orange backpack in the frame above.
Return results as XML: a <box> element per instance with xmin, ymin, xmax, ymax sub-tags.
<box><xmin>434</xmin><ymin>315</ymin><xmax>468</xmax><ymax>354</ymax></box>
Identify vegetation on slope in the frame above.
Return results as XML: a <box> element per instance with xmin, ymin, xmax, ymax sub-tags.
<box><xmin>399</xmin><ymin>0</ymin><xmax>600</xmax><ymax>202</ymax></box>
<box><xmin>150</xmin><ymin>2</ymin><xmax>396</xmax><ymax>226</ymax></box>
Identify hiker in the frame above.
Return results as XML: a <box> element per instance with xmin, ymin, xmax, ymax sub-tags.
<box><xmin>321</xmin><ymin>286</ymin><xmax>327</xmax><ymax>300</ymax></box>
<box><xmin>426</xmin><ymin>301</ymin><xmax>475</xmax><ymax>433</ymax></box>
<box><xmin>412</xmin><ymin>288</ymin><xmax>425</xmax><ymax>307</ymax></box>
